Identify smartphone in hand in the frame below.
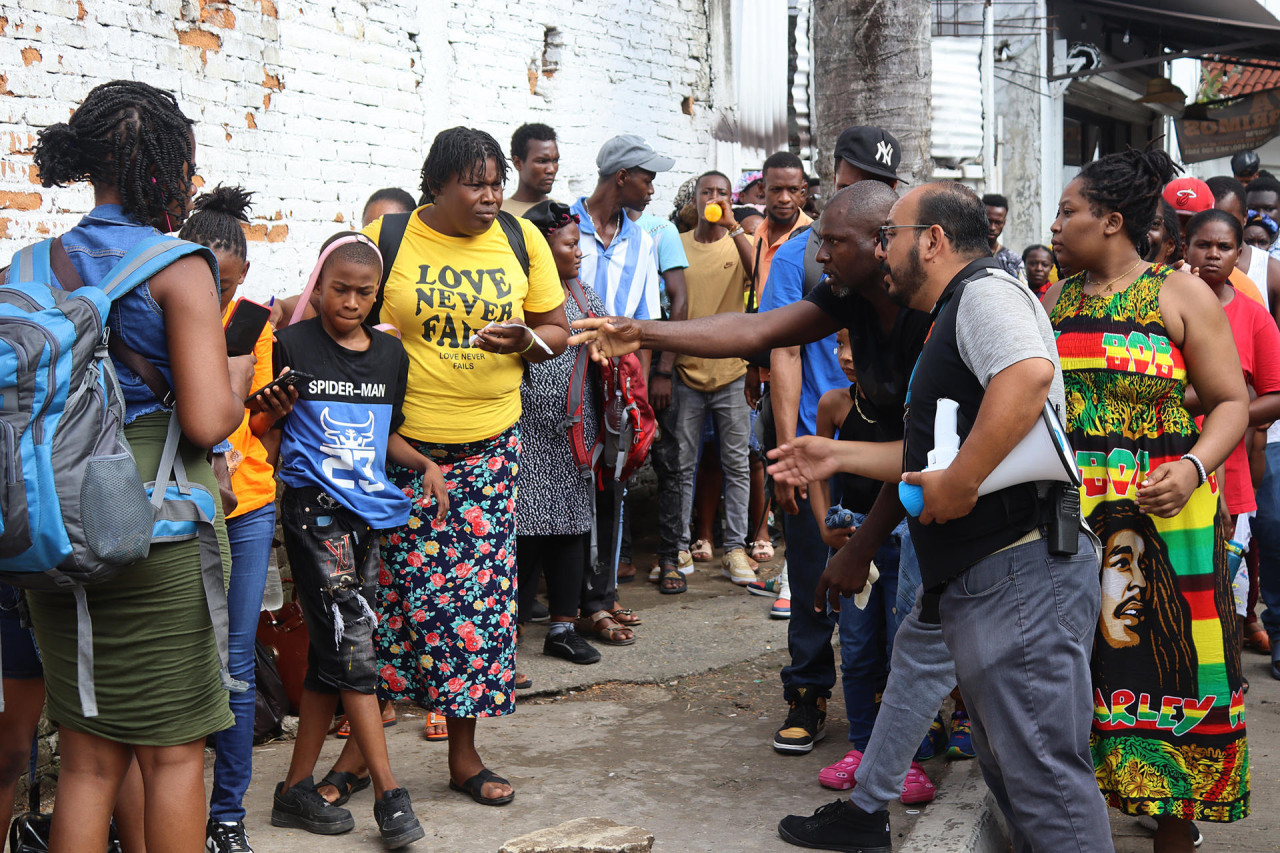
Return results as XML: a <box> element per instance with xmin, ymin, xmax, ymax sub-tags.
<box><xmin>246</xmin><ymin>370</ymin><xmax>313</xmax><ymax>405</ymax></box>
<box><xmin>225</xmin><ymin>298</ymin><xmax>272</xmax><ymax>357</ymax></box>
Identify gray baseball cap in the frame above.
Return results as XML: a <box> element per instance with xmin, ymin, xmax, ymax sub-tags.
<box><xmin>596</xmin><ymin>134</ymin><xmax>675</xmax><ymax>176</ymax></box>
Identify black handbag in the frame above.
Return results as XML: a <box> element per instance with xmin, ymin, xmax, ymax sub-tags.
<box><xmin>8</xmin><ymin>737</ymin><xmax>123</xmax><ymax>853</ymax></box>
<box><xmin>253</xmin><ymin>638</ymin><xmax>289</xmax><ymax>743</ymax></box>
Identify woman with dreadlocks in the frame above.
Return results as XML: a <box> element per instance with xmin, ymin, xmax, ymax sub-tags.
<box><xmin>341</xmin><ymin>126</ymin><xmax>567</xmax><ymax>806</ymax></box>
<box><xmin>1043</xmin><ymin>147</ymin><xmax>1250</xmax><ymax>852</ymax></box>
<box><xmin>24</xmin><ymin>81</ymin><xmax>255</xmax><ymax>851</ymax></box>
<box><xmin>177</xmin><ymin>186</ymin><xmax>297</xmax><ymax>852</ymax></box>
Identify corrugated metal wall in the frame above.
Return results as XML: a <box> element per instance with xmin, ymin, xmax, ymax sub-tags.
<box><xmin>932</xmin><ymin>36</ymin><xmax>984</xmax><ymax>165</ymax></box>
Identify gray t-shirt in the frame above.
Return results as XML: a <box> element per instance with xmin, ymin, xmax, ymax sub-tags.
<box><xmin>954</xmin><ymin>269</ymin><xmax>1065</xmax><ymax>418</ymax></box>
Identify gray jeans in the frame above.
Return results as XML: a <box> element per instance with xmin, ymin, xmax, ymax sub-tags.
<box><xmin>940</xmin><ymin>533</ymin><xmax>1112</xmax><ymax>853</ymax></box>
<box><xmin>672</xmin><ymin>375</ymin><xmax>750</xmax><ymax>554</ymax></box>
<box><xmin>854</xmin><ymin>533</ymin><xmax>1113</xmax><ymax>853</ymax></box>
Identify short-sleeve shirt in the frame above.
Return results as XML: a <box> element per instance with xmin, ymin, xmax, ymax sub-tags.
<box><xmin>274</xmin><ymin>318</ymin><xmax>412</xmax><ymax>529</ymax></box>
<box><xmin>751</xmin><ymin>211</ymin><xmax>812</xmax><ymax>304</ymax></box>
<box><xmin>804</xmin><ymin>282</ymin><xmax>931</xmax><ymax>425</ymax></box>
<box><xmin>759</xmin><ymin>235</ymin><xmax>846</xmax><ymax>438</ymax></box>
<box><xmin>633</xmin><ymin>212</ymin><xmax>690</xmax><ymax>273</ymax></box>
<box><xmin>221</xmin><ymin>301</ymin><xmax>276</xmax><ymax>518</ymax></box>
<box><xmin>363</xmin><ymin>207</ymin><xmax>564</xmax><ymax>443</ymax></box>
<box><xmin>572</xmin><ymin>197</ymin><xmax>662</xmax><ymax>320</ymax></box>
<box><xmin>675</xmin><ymin>231</ymin><xmax>749</xmax><ymax>392</ymax></box>
<box><xmin>1210</xmin><ymin>285</ymin><xmax>1280</xmax><ymax>513</ymax></box>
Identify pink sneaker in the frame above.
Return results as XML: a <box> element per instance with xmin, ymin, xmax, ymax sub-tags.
<box><xmin>818</xmin><ymin>748</ymin><xmax>862</xmax><ymax>790</ymax></box>
<box><xmin>900</xmin><ymin>761</ymin><xmax>936</xmax><ymax>804</ymax></box>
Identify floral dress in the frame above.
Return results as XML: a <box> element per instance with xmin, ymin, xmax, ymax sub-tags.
<box><xmin>375</xmin><ymin>427</ymin><xmax>521</xmax><ymax>718</ymax></box>
<box><xmin>1050</xmin><ymin>265</ymin><xmax>1249</xmax><ymax>822</ymax></box>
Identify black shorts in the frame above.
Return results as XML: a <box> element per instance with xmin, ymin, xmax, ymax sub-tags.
<box><xmin>280</xmin><ymin>487</ymin><xmax>381</xmax><ymax>695</ymax></box>
<box><xmin>0</xmin><ymin>584</ymin><xmax>42</xmax><ymax>680</ymax></box>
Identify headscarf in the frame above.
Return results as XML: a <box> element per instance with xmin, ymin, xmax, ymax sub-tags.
<box><xmin>733</xmin><ymin>170</ymin><xmax>763</xmax><ymax>203</ymax></box>
<box><xmin>524</xmin><ymin>200</ymin><xmax>579</xmax><ymax>240</ymax></box>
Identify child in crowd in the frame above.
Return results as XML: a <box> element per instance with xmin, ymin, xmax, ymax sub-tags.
<box><xmin>177</xmin><ymin>186</ymin><xmax>298</xmax><ymax>853</ymax></box>
<box><xmin>270</xmin><ymin>231</ymin><xmax>445</xmax><ymax>849</ymax></box>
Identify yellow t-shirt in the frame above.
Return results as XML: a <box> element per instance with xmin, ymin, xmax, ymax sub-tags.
<box><xmin>363</xmin><ymin>207</ymin><xmax>564</xmax><ymax>443</ymax></box>
<box><xmin>221</xmin><ymin>302</ymin><xmax>277</xmax><ymax>518</ymax></box>
<box><xmin>675</xmin><ymin>231</ymin><xmax>749</xmax><ymax>392</ymax></box>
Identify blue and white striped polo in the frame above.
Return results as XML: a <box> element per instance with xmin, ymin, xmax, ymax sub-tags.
<box><xmin>571</xmin><ymin>197</ymin><xmax>661</xmax><ymax>320</ymax></box>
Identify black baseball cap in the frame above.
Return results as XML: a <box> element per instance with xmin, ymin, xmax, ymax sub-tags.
<box><xmin>1232</xmin><ymin>150</ymin><xmax>1261</xmax><ymax>177</ymax></box>
<box><xmin>834</xmin><ymin>126</ymin><xmax>904</xmax><ymax>184</ymax></box>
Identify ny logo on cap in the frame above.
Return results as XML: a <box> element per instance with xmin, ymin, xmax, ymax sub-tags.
<box><xmin>876</xmin><ymin>141</ymin><xmax>894</xmax><ymax>166</ymax></box>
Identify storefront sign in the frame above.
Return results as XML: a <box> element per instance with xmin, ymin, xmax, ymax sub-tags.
<box><xmin>1176</xmin><ymin>88</ymin><xmax>1280</xmax><ymax>163</ymax></box>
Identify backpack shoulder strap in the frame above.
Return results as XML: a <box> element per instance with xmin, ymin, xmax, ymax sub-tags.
<box><xmin>564</xmin><ymin>277</ymin><xmax>593</xmax><ymax>316</ymax></box>
<box><xmin>369</xmin><ymin>212</ymin><xmax>411</xmax><ymax>327</ymax></box>
<box><xmin>497</xmin><ymin>210</ymin><xmax>531</xmax><ymax>279</ymax></box>
<box><xmin>5</xmin><ymin>240</ymin><xmax>53</xmax><ymax>287</ymax></box>
<box><xmin>96</xmin><ymin>235</ymin><xmax>217</xmax><ymax>302</ymax></box>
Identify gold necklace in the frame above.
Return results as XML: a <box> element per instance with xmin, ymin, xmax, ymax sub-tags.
<box><xmin>1087</xmin><ymin>259</ymin><xmax>1144</xmax><ymax>296</ymax></box>
<box><xmin>852</xmin><ymin>387</ymin><xmax>877</xmax><ymax>424</ymax></box>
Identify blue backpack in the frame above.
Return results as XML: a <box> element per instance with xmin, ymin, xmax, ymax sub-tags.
<box><xmin>0</xmin><ymin>235</ymin><xmax>242</xmax><ymax>715</ymax></box>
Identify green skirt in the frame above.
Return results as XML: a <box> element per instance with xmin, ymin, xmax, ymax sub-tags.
<box><xmin>26</xmin><ymin>412</ymin><xmax>235</xmax><ymax>745</ymax></box>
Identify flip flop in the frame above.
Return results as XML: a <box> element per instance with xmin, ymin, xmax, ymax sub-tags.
<box><xmin>818</xmin><ymin>748</ymin><xmax>863</xmax><ymax>790</ymax></box>
<box><xmin>317</xmin><ymin>769</ymin><xmax>371</xmax><ymax>807</ymax></box>
<box><xmin>514</xmin><ymin>672</ymin><xmax>533</xmax><ymax>690</ymax></box>
<box><xmin>659</xmin><ymin>565</ymin><xmax>687</xmax><ymax>594</ymax></box>
<box><xmin>335</xmin><ymin>714</ymin><xmax>397</xmax><ymax>739</ymax></box>
<box><xmin>449</xmin><ymin>768</ymin><xmax>515</xmax><ymax>806</ymax></box>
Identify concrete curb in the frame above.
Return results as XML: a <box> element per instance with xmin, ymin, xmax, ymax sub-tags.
<box><xmin>899</xmin><ymin>760</ymin><xmax>1010</xmax><ymax>853</ymax></box>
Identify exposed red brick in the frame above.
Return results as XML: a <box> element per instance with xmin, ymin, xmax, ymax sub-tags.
<box><xmin>263</xmin><ymin>70</ymin><xmax>283</xmax><ymax>91</ymax></box>
<box><xmin>245</xmin><ymin>111</ymin><xmax>257</xmax><ymax>129</ymax></box>
<box><xmin>0</xmin><ymin>17</ymin><xmax>7</xmax><ymax>35</ymax></box>
<box><xmin>27</xmin><ymin>164</ymin><xmax>39</xmax><ymax>184</ymax></box>
<box><xmin>0</xmin><ymin>75</ymin><xmax>9</xmax><ymax>96</ymax></box>
<box><xmin>0</xmin><ymin>191</ymin><xmax>42</xmax><ymax>211</ymax></box>
<box><xmin>0</xmin><ymin>218</ymin><xmax>9</xmax><ymax>238</ymax></box>
<box><xmin>266</xmin><ymin>225</ymin><xmax>288</xmax><ymax>242</ymax></box>
<box><xmin>76</xmin><ymin>2</ymin><xmax>86</xmax><ymax>21</ymax></box>
<box><xmin>199</xmin><ymin>0</ymin><xmax>236</xmax><ymax>29</ymax></box>
<box><xmin>21</xmin><ymin>47</ymin><xmax>41</xmax><ymax>66</ymax></box>
<box><xmin>35</xmin><ymin>222</ymin><xmax>50</xmax><ymax>234</ymax></box>
<box><xmin>272</xmin><ymin>210</ymin><xmax>283</xmax><ymax>220</ymax></box>
<box><xmin>527</xmin><ymin>67</ymin><xmax>537</xmax><ymax>94</ymax></box>
<box><xmin>243</xmin><ymin>223</ymin><xmax>268</xmax><ymax>241</ymax></box>
<box><xmin>334</xmin><ymin>212</ymin><xmax>344</xmax><ymax>222</ymax></box>
<box><xmin>258</xmin><ymin>0</ymin><xmax>277</xmax><ymax>18</ymax></box>
<box><xmin>175</xmin><ymin>26</ymin><xmax>222</xmax><ymax>56</ymax></box>
<box><xmin>263</xmin><ymin>92</ymin><xmax>271</xmax><ymax>110</ymax></box>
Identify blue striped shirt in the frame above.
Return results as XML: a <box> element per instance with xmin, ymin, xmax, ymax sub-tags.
<box><xmin>572</xmin><ymin>197</ymin><xmax>661</xmax><ymax>320</ymax></box>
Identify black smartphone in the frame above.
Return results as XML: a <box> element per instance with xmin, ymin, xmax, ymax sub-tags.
<box><xmin>246</xmin><ymin>370</ymin><xmax>313</xmax><ymax>404</ymax></box>
<box><xmin>224</xmin><ymin>298</ymin><xmax>272</xmax><ymax>357</ymax></box>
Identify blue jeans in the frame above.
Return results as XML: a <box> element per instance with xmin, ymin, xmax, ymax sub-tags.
<box><xmin>780</xmin><ymin>492</ymin><xmax>837</xmax><ymax>701</ymax></box>
<box><xmin>1252</xmin><ymin>442</ymin><xmax>1280</xmax><ymax>640</ymax></box>
<box><xmin>837</xmin><ymin>516</ymin><xmax>910</xmax><ymax>748</ymax></box>
<box><xmin>209</xmin><ymin>503</ymin><xmax>275</xmax><ymax>824</ymax></box>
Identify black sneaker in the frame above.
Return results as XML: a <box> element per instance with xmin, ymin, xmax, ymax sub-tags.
<box><xmin>773</xmin><ymin>689</ymin><xmax>827</xmax><ymax>754</ymax></box>
<box><xmin>544</xmin><ymin>627</ymin><xmax>602</xmax><ymax>664</ymax></box>
<box><xmin>527</xmin><ymin>600</ymin><xmax>550</xmax><ymax>623</ymax></box>
<box><xmin>777</xmin><ymin>799</ymin><xmax>891</xmax><ymax>853</ymax></box>
<box><xmin>206</xmin><ymin>819</ymin><xmax>253</xmax><ymax>853</ymax></box>
<box><xmin>374</xmin><ymin>787</ymin><xmax>426</xmax><ymax>849</ymax></box>
<box><xmin>271</xmin><ymin>777</ymin><xmax>355</xmax><ymax>835</ymax></box>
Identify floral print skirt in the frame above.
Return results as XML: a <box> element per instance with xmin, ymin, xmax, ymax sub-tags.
<box><xmin>375</xmin><ymin>425</ymin><xmax>520</xmax><ymax>719</ymax></box>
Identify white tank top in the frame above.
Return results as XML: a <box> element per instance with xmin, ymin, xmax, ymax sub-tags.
<box><xmin>1247</xmin><ymin>245</ymin><xmax>1269</xmax><ymax>311</ymax></box>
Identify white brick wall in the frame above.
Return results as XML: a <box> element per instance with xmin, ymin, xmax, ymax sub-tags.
<box><xmin>0</xmin><ymin>0</ymin><xmax>726</xmax><ymax>301</ymax></box>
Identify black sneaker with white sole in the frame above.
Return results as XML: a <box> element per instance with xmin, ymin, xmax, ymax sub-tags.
<box><xmin>206</xmin><ymin>819</ymin><xmax>253</xmax><ymax>853</ymax></box>
<box><xmin>271</xmin><ymin>777</ymin><xmax>355</xmax><ymax>835</ymax></box>
<box><xmin>773</xmin><ymin>689</ymin><xmax>827</xmax><ymax>754</ymax></box>
<box><xmin>777</xmin><ymin>799</ymin><xmax>891</xmax><ymax>853</ymax></box>
<box><xmin>544</xmin><ymin>627</ymin><xmax>602</xmax><ymax>664</ymax></box>
<box><xmin>374</xmin><ymin>787</ymin><xmax>426</xmax><ymax>849</ymax></box>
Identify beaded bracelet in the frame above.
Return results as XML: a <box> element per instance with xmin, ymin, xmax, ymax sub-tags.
<box><xmin>1180</xmin><ymin>453</ymin><xmax>1207</xmax><ymax>487</ymax></box>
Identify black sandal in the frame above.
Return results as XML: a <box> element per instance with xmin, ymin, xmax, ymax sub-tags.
<box><xmin>449</xmin><ymin>767</ymin><xmax>515</xmax><ymax>806</ymax></box>
<box><xmin>317</xmin><ymin>769</ymin><xmax>370</xmax><ymax>807</ymax></box>
<box><xmin>658</xmin><ymin>565</ymin><xmax>687</xmax><ymax>595</ymax></box>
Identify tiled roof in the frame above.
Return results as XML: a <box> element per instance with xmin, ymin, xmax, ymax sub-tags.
<box><xmin>1207</xmin><ymin>60</ymin><xmax>1280</xmax><ymax>97</ymax></box>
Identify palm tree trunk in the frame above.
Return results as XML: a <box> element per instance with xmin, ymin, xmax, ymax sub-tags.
<box><xmin>812</xmin><ymin>0</ymin><xmax>933</xmax><ymax>187</ymax></box>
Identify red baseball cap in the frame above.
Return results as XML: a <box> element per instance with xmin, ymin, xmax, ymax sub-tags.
<box><xmin>1163</xmin><ymin>177</ymin><xmax>1213</xmax><ymax>214</ymax></box>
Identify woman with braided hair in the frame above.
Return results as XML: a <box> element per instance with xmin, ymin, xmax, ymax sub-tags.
<box><xmin>24</xmin><ymin>81</ymin><xmax>256</xmax><ymax>852</ymax></box>
<box><xmin>1043</xmin><ymin>147</ymin><xmax>1251</xmax><ymax>852</ymax></box>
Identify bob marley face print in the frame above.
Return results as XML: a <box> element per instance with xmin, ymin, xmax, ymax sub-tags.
<box><xmin>1100</xmin><ymin>528</ymin><xmax>1147</xmax><ymax>648</ymax></box>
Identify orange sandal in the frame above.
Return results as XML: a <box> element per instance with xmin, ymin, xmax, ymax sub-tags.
<box><xmin>423</xmin><ymin>711</ymin><xmax>449</xmax><ymax>741</ymax></box>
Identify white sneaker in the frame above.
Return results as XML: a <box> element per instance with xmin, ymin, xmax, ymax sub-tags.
<box><xmin>721</xmin><ymin>550</ymin><xmax>758</xmax><ymax>586</ymax></box>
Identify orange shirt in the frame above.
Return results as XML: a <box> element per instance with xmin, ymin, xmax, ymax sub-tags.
<box><xmin>222</xmin><ymin>302</ymin><xmax>277</xmax><ymax>518</ymax></box>
<box><xmin>1231</xmin><ymin>269</ymin><xmax>1266</xmax><ymax>308</ymax></box>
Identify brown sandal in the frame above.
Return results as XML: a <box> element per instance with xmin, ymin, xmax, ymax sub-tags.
<box><xmin>609</xmin><ymin>606</ymin><xmax>642</xmax><ymax>627</ymax></box>
<box><xmin>577</xmin><ymin>610</ymin><xmax>636</xmax><ymax>645</ymax></box>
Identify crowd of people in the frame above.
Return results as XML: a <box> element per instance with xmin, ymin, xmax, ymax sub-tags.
<box><xmin>0</xmin><ymin>77</ymin><xmax>1267</xmax><ymax>853</ymax></box>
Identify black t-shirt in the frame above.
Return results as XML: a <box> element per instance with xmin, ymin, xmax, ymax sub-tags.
<box><xmin>274</xmin><ymin>318</ymin><xmax>412</xmax><ymax>528</ymax></box>
<box><xmin>804</xmin><ymin>282</ymin><xmax>931</xmax><ymax>432</ymax></box>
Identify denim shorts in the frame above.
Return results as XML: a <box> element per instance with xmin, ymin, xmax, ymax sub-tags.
<box><xmin>280</xmin><ymin>487</ymin><xmax>381</xmax><ymax>695</ymax></box>
<box><xmin>0</xmin><ymin>584</ymin><xmax>42</xmax><ymax>680</ymax></box>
